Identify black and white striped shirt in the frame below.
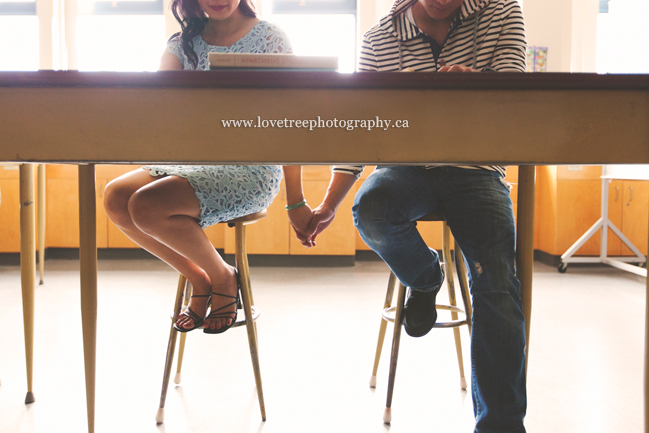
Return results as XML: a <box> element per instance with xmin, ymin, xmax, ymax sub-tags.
<box><xmin>333</xmin><ymin>0</ymin><xmax>527</xmax><ymax>179</ymax></box>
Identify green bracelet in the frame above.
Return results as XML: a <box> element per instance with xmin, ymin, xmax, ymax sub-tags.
<box><xmin>286</xmin><ymin>200</ymin><xmax>307</xmax><ymax>210</ymax></box>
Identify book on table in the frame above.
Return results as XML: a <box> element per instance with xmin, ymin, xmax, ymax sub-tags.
<box><xmin>208</xmin><ymin>53</ymin><xmax>338</xmax><ymax>71</ymax></box>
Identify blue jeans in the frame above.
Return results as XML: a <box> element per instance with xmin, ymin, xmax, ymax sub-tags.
<box><xmin>354</xmin><ymin>166</ymin><xmax>526</xmax><ymax>433</ymax></box>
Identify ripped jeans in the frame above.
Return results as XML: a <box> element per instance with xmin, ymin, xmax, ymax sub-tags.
<box><xmin>354</xmin><ymin>166</ymin><xmax>526</xmax><ymax>433</ymax></box>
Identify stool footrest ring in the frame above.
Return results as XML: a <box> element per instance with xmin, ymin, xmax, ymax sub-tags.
<box><xmin>171</xmin><ymin>305</ymin><xmax>260</xmax><ymax>327</ymax></box>
<box><xmin>381</xmin><ymin>304</ymin><xmax>467</xmax><ymax>328</ymax></box>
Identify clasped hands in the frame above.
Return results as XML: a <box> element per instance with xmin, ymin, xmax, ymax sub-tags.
<box><xmin>287</xmin><ymin>203</ymin><xmax>335</xmax><ymax>248</ymax></box>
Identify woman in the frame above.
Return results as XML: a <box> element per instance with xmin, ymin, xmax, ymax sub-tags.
<box><xmin>104</xmin><ymin>0</ymin><xmax>311</xmax><ymax>334</ymax></box>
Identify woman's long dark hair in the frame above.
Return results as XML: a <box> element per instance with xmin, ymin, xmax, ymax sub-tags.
<box><xmin>170</xmin><ymin>0</ymin><xmax>257</xmax><ymax>69</ymax></box>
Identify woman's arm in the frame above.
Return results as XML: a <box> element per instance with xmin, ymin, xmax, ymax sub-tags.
<box><xmin>159</xmin><ymin>51</ymin><xmax>183</xmax><ymax>71</ymax></box>
<box><xmin>283</xmin><ymin>165</ymin><xmax>315</xmax><ymax>247</ymax></box>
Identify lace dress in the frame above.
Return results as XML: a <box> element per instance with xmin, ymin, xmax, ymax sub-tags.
<box><xmin>143</xmin><ymin>21</ymin><xmax>292</xmax><ymax>228</ymax></box>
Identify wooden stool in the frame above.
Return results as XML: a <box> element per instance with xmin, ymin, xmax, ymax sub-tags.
<box><xmin>156</xmin><ymin>210</ymin><xmax>267</xmax><ymax>424</ymax></box>
<box><xmin>369</xmin><ymin>212</ymin><xmax>473</xmax><ymax>424</ymax></box>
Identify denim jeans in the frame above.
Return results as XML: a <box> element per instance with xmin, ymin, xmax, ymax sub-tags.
<box><xmin>354</xmin><ymin>166</ymin><xmax>526</xmax><ymax>433</ymax></box>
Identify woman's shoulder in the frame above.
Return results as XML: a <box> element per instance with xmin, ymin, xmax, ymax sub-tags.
<box><xmin>253</xmin><ymin>20</ymin><xmax>293</xmax><ymax>54</ymax></box>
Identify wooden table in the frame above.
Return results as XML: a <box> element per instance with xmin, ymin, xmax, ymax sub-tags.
<box><xmin>1</xmin><ymin>71</ymin><xmax>648</xmax><ymax>433</ymax></box>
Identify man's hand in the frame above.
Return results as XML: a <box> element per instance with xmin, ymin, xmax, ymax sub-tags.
<box><xmin>305</xmin><ymin>204</ymin><xmax>337</xmax><ymax>246</ymax></box>
<box><xmin>438</xmin><ymin>64</ymin><xmax>477</xmax><ymax>73</ymax></box>
<box><xmin>288</xmin><ymin>204</ymin><xmax>315</xmax><ymax>248</ymax></box>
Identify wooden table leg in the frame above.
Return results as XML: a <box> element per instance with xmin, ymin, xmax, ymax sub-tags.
<box><xmin>645</xmin><ymin>213</ymin><xmax>649</xmax><ymax>433</ymax></box>
<box><xmin>38</xmin><ymin>164</ymin><xmax>46</xmax><ymax>285</ymax></box>
<box><xmin>516</xmin><ymin>165</ymin><xmax>535</xmax><ymax>373</ymax></box>
<box><xmin>78</xmin><ymin>164</ymin><xmax>97</xmax><ymax>433</ymax></box>
<box><xmin>20</xmin><ymin>164</ymin><xmax>36</xmax><ymax>404</ymax></box>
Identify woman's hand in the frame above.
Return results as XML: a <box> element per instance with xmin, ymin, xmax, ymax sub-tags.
<box><xmin>288</xmin><ymin>204</ymin><xmax>315</xmax><ymax>248</ymax></box>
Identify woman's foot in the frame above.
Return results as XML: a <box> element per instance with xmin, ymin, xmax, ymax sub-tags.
<box><xmin>203</xmin><ymin>266</ymin><xmax>239</xmax><ymax>332</ymax></box>
<box><xmin>175</xmin><ymin>276</ymin><xmax>212</xmax><ymax>331</ymax></box>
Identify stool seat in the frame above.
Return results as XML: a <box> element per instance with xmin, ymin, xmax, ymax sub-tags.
<box><xmin>225</xmin><ymin>210</ymin><xmax>267</xmax><ymax>226</ymax></box>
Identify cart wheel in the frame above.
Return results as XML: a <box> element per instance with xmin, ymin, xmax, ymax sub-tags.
<box><xmin>558</xmin><ymin>263</ymin><xmax>568</xmax><ymax>273</ymax></box>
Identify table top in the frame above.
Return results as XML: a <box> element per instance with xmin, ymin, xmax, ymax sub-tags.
<box><xmin>1</xmin><ymin>71</ymin><xmax>648</xmax><ymax>166</ymax></box>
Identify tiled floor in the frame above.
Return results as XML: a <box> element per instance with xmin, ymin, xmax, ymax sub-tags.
<box><xmin>0</xmin><ymin>258</ymin><xmax>645</xmax><ymax>433</ymax></box>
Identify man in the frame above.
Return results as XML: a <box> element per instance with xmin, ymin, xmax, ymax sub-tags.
<box><xmin>289</xmin><ymin>0</ymin><xmax>528</xmax><ymax>431</ymax></box>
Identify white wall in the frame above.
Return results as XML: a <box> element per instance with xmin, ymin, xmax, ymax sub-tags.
<box><xmin>520</xmin><ymin>0</ymin><xmax>598</xmax><ymax>72</ymax></box>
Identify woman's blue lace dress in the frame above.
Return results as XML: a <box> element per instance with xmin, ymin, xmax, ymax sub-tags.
<box><xmin>143</xmin><ymin>21</ymin><xmax>291</xmax><ymax>228</ymax></box>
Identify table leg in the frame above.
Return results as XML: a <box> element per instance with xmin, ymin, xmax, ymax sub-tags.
<box><xmin>38</xmin><ymin>164</ymin><xmax>46</xmax><ymax>285</ymax></box>
<box><xmin>78</xmin><ymin>164</ymin><xmax>97</xmax><ymax>433</ymax></box>
<box><xmin>20</xmin><ymin>164</ymin><xmax>36</xmax><ymax>404</ymax></box>
<box><xmin>516</xmin><ymin>165</ymin><xmax>535</xmax><ymax>373</ymax></box>
<box><xmin>645</xmin><ymin>214</ymin><xmax>649</xmax><ymax>433</ymax></box>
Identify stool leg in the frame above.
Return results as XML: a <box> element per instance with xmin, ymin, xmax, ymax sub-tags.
<box><xmin>239</xmin><ymin>242</ymin><xmax>259</xmax><ymax>348</ymax></box>
<box><xmin>156</xmin><ymin>275</ymin><xmax>187</xmax><ymax>424</ymax></box>
<box><xmin>443</xmin><ymin>223</ymin><xmax>467</xmax><ymax>390</ymax></box>
<box><xmin>236</xmin><ymin>223</ymin><xmax>266</xmax><ymax>421</ymax></box>
<box><xmin>370</xmin><ymin>272</ymin><xmax>398</xmax><ymax>388</ymax></box>
<box><xmin>384</xmin><ymin>281</ymin><xmax>407</xmax><ymax>424</ymax></box>
<box><xmin>454</xmin><ymin>241</ymin><xmax>473</xmax><ymax>336</ymax></box>
<box><xmin>175</xmin><ymin>281</ymin><xmax>193</xmax><ymax>385</ymax></box>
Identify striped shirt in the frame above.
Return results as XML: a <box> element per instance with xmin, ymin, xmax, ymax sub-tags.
<box><xmin>333</xmin><ymin>0</ymin><xmax>527</xmax><ymax>179</ymax></box>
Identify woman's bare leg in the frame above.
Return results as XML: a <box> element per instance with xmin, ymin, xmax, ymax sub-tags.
<box><xmin>104</xmin><ymin>169</ymin><xmax>237</xmax><ymax>330</ymax></box>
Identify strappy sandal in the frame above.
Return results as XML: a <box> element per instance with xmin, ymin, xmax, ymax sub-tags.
<box><xmin>203</xmin><ymin>270</ymin><xmax>242</xmax><ymax>335</ymax></box>
<box><xmin>173</xmin><ymin>293</ymin><xmax>211</xmax><ymax>333</ymax></box>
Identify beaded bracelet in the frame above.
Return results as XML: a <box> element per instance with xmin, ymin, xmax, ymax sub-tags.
<box><xmin>285</xmin><ymin>200</ymin><xmax>307</xmax><ymax>210</ymax></box>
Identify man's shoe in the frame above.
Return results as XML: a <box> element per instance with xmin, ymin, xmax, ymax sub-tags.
<box><xmin>403</xmin><ymin>268</ymin><xmax>444</xmax><ymax>337</ymax></box>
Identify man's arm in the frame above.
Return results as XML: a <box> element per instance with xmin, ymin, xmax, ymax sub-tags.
<box><xmin>487</xmin><ymin>0</ymin><xmax>527</xmax><ymax>72</ymax></box>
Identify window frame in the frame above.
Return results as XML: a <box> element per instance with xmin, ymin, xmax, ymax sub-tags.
<box><xmin>82</xmin><ymin>0</ymin><xmax>163</xmax><ymax>15</ymax></box>
<box><xmin>0</xmin><ymin>1</ymin><xmax>36</xmax><ymax>15</ymax></box>
<box><xmin>271</xmin><ymin>0</ymin><xmax>356</xmax><ymax>15</ymax></box>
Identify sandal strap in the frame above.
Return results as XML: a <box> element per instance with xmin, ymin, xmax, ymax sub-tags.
<box><xmin>179</xmin><ymin>306</ymin><xmax>203</xmax><ymax>324</ymax></box>
<box><xmin>190</xmin><ymin>293</ymin><xmax>210</xmax><ymax>298</ymax></box>
<box><xmin>205</xmin><ymin>300</ymin><xmax>237</xmax><ymax>319</ymax></box>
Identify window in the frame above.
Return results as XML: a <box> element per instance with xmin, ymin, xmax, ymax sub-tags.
<box><xmin>262</xmin><ymin>0</ymin><xmax>357</xmax><ymax>73</ymax></box>
<box><xmin>75</xmin><ymin>0</ymin><xmax>166</xmax><ymax>71</ymax></box>
<box><xmin>0</xmin><ymin>0</ymin><xmax>39</xmax><ymax>71</ymax></box>
<box><xmin>597</xmin><ymin>0</ymin><xmax>649</xmax><ymax>73</ymax></box>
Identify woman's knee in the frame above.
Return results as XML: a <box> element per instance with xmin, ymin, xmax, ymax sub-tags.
<box><xmin>127</xmin><ymin>188</ymin><xmax>161</xmax><ymax>234</ymax></box>
<box><xmin>103</xmin><ymin>179</ymin><xmax>134</xmax><ymax>226</ymax></box>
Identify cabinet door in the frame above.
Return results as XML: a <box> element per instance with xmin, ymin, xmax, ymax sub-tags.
<box><xmin>621</xmin><ymin>181</ymin><xmax>648</xmax><ymax>256</ymax></box>
<box><xmin>46</xmin><ymin>165</ymin><xmax>108</xmax><ymax>248</ymax></box>
<box><xmin>554</xmin><ymin>179</ymin><xmax>602</xmax><ymax>256</ymax></box>
<box><xmin>0</xmin><ymin>177</ymin><xmax>20</xmax><ymax>252</ymax></box>
<box><xmin>224</xmin><ymin>181</ymin><xmax>289</xmax><ymax>255</ymax></box>
<box><xmin>289</xmin><ymin>179</ymin><xmax>355</xmax><ymax>255</ymax></box>
<box><xmin>0</xmin><ymin>164</ymin><xmax>43</xmax><ymax>253</ymax></box>
<box><xmin>606</xmin><ymin>180</ymin><xmax>624</xmax><ymax>256</ymax></box>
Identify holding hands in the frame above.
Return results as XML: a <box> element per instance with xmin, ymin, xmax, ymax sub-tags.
<box><xmin>283</xmin><ymin>167</ymin><xmax>358</xmax><ymax>249</ymax></box>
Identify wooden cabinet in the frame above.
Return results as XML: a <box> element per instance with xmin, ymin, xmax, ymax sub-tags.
<box><xmin>45</xmin><ymin>165</ymin><xmax>108</xmax><ymax>248</ymax></box>
<box><xmin>620</xmin><ymin>181</ymin><xmax>649</xmax><ymax>256</ymax></box>
<box><xmin>0</xmin><ymin>164</ymin><xmax>22</xmax><ymax>252</ymax></box>
<box><xmin>535</xmin><ymin>166</ymin><xmax>648</xmax><ymax>257</ymax></box>
<box><xmin>0</xmin><ymin>163</ymin><xmax>43</xmax><ymax>253</ymax></box>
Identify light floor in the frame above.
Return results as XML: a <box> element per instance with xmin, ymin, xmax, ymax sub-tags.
<box><xmin>0</xmin><ymin>258</ymin><xmax>646</xmax><ymax>433</ymax></box>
